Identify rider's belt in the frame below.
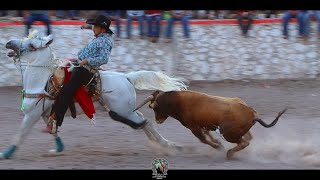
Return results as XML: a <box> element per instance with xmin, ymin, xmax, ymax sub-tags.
<box><xmin>82</xmin><ymin>64</ymin><xmax>98</xmax><ymax>74</ymax></box>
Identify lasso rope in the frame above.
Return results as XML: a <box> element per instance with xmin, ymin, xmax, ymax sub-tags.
<box><xmin>18</xmin><ymin>43</ymin><xmax>25</xmax><ymax>112</ymax></box>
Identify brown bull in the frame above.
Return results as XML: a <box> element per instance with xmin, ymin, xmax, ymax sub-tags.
<box><xmin>134</xmin><ymin>90</ymin><xmax>287</xmax><ymax>159</ymax></box>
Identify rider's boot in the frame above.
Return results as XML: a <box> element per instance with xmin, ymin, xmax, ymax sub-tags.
<box><xmin>42</xmin><ymin>113</ymin><xmax>58</xmax><ymax>134</ymax></box>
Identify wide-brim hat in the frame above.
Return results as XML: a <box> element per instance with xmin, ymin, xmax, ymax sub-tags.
<box><xmin>86</xmin><ymin>14</ymin><xmax>114</xmax><ymax>34</ymax></box>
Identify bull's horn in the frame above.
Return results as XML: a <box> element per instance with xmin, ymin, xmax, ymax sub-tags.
<box><xmin>133</xmin><ymin>95</ymin><xmax>154</xmax><ymax>111</ymax></box>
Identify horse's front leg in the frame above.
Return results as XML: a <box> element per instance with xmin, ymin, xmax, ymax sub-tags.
<box><xmin>0</xmin><ymin>99</ymin><xmax>53</xmax><ymax>159</ymax></box>
<box><xmin>41</xmin><ymin>108</ymin><xmax>65</xmax><ymax>153</ymax></box>
<box><xmin>0</xmin><ymin>112</ymin><xmax>40</xmax><ymax>159</ymax></box>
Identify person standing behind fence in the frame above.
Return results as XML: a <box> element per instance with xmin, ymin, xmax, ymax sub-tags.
<box><xmin>146</xmin><ymin>10</ymin><xmax>162</xmax><ymax>43</ymax></box>
<box><xmin>103</xmin><ymin>10</ymin><xmax>121</xmax><ymax>39</ymax></box>
<box><xmin>24</xmin><ymin>10</ymin><xmax>52</xmax><ymax>36</ymax></box>
<box><xmin>164</xmin><ymin>10</ymin><xmax>191</xmax><ymax>43</ymax></box>
<box><xmin>297</xmin><ymin>10</ymin><xmax>311</xmax><ymax>40</ymax></box>
<box><xmin>282</xmin><ymin>10</ymin><xmax>310</xmax><ymax>40</ymax></box>
<box><xmin>56</xmin><ymin>10</ymin><xmax>78</xmax><ymax>20</ymax></box>
<box><xmin>236</xmin><ymin>10</ymin><xmax>255</xmax><ymax>37</ymax></box>
<box><xmin>312</xmin><ymin>10</ymin><xmax>320</xmax><ymax>38</ymax></box>
<box><xmin>126</xmin><ymin>10</ymin><xmax>145</xmax><ymax>39</ymax></box>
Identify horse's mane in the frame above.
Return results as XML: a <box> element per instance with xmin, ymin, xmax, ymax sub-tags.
<box><xmin>26</xmin><ymin>29</ymin><xmax>41</xmax><ymax>40</ymax></box>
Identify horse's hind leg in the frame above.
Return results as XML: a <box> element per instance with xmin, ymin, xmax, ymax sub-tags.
<box><xmin>122</xmin><ymin>111</ymin><xmax>181</xmax><ymax>150</ymax></box>
<box><xmin>243</xmin><ymin>131</ymin><xmax>253</xmax><ymax>141</ymax></box>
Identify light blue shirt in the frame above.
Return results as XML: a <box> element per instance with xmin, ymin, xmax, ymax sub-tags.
<box><xmin>78</xmin><ymin>33</ymin><xmax>113</xmax><ymax>68</ymax></box>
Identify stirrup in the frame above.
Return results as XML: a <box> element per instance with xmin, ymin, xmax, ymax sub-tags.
<box><xmin>42</xmin><ymin>117</ymin><xmax>58</xmax><ymax>134</ymax></box>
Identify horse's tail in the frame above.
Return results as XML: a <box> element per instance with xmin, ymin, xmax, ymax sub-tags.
<box><xmin>125</xmin><ymin>70</ymin><xmax>188</xmax><ymax>91</ymax></box>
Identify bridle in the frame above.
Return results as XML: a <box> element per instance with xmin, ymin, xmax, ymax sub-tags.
<box><xmin>14</xmin><ymin>36</ymin><xmax>77</xmax><ymax>112</ymax></box>
<box><xmin>15</xmin><ymin>40</ymin><xmax>57</xmax><ymax>112</ymax></box>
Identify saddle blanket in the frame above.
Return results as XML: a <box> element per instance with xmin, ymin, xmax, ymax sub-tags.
<box><xmin>63</xmin><ymin>67</ymin><xmax>95</xmax><ymax>119</ymax></box>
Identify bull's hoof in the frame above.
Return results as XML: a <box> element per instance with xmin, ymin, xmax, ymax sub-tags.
<box><xmin>226</xmin><ymin>150</ymin><xmax>234</xmax><ymax>160</ymax></box>
<box><xmin>217</xmin><ymin>145</ymin><xmax>225</xmax><ymax>151</ymax></box>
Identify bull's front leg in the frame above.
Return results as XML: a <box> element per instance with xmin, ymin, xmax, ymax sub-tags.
<box><xmin>190</xmin><ymin>127</ymin><xmax>222</xmax><ymax>150</ymax></box>
<box><xmin>204</xmin><ymin>130</ymin><xmax>225</xmax><ymax>150</ymax></box>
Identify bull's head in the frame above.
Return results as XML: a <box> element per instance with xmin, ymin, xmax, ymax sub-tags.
<box><xmin>134</xmin><ymin>90</ymin><xmax>169</xmax><ymax>124</ymax></box>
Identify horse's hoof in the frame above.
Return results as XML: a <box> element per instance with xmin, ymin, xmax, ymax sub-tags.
<box><xmin>49</xmin><ymin>149</ymin><xmax>57</xmax><ymax>153</ymax></box>
<box><xmin>166</xmin><ymin>141</ymin><xmax>183</xmax><ymax>149</ymax></box>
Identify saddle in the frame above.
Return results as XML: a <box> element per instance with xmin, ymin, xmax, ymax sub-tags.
<box><xmin>45</xmin><ymin>60</ymin><xmax>102</xmax><ymax>119</ymax></box>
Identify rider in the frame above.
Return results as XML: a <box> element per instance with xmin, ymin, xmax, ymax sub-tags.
<box><xmin>43</xmin><ymin>14</ymin><xmax>114</xmax><ymax>134</ymax></box>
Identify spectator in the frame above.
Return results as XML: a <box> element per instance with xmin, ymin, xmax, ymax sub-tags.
<box><xmin>163</xmin><ymin>11</ymin><xmax>171</xmax><ymax>21</ymax></box>
<box><xmin>146</xmin><ymin>10</ymin><xmax>162</xmax><ymax>43</ymax></box>
<box><xmin>24</xmin><ymin>10</ymin><xmax>52</xmax><ymax>36</ymax></box>
<box><xmin>0</xmin><ymin>11</ymin><xmax>8</xmax><ymax>17</ymax></box>
<box><xmin>206</xmin><ymin>10</ymin><xmax>215</xmax><ymax>20</ymax></box>
<box><xmin>297</xmin><ymin>11</ymin><xmax>310</xmax><ymax>40</ymax></box>
<box><xmin>312</xmin><ymin>11</ymin><xmax>320</xmax><ymax>38</ymax></box>
<box><xmin>236</xmin><ymin>10</ymin><xmax>255</xmax><ymax>37</ymax></box>
<box><xmin>265</xmin><ymin>10</ymin><xmax>278</xmax><ymax>18</ymax></box>
<box><xmin>196</xmin><ymin>10</ymin><xmax>208</xmax><ymax>19</ymax></box>
<box><xmin>282</xmin><ymin>10</ymin><xmax>310</xmax><ymax>40</ymax></box>
<box><xmin>164</xmin><ymin>10</ymin><xmax>191</xmax><ymax>43</ymax></box>
<box><xmin>17</xmin><ymin>10</ymin><xmax>23</xmax><ymax>17</ymax></box>
<box><xmin>126</xmin><ymin>10</ymin><xmax>145</xmax><ymax>39</ymax></box>
<box><xmin>56</xmin><ymin>10</ymin><xmax>78</xmax><ymax>20</ymax></box>
<box><xmin>103</xmin><ymin>10</ymin><xmax>122</xmax><ymax>39</ymax></box>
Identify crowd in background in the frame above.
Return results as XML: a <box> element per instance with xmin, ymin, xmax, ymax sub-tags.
<box><xmin>0</xmin><ymin>10</ymin><xmax>319</xmax><ymax>43</ymax></box>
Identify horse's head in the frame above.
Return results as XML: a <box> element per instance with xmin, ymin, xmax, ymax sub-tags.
<box><xmin>5</xmin><ymin>30</ymin><xmax>53</xmax><ymax>64</ymax></box>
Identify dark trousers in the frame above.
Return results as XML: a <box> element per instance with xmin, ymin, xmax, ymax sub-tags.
<box><xmin>25</xmin><ymin>14</ymin><xmax>52</xmax><ymax>36</ymax></box>
<box><xmin>0</xmin><ymin>11</ymin><xmax>8</xmax><ymax>16</ymax></box>
<box><xmin>237</xmin><ymin>14</ymin><xmax>254</xmax><ymax>36</ymax></box>
<box><xmin>55</xmin><ymin>67</ymin><xmax>93</xmax><ymax>126</ymax></box>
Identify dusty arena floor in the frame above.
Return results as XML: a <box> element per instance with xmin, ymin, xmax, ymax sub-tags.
<box><xmin>1</xmin><ymin>79</ymin><xmax>320</xmax><ymax>169</ymax></box>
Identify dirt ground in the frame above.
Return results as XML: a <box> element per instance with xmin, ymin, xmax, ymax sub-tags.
<box><xmin>1</xmin><ymin>79</ymin><xmax>320</xmax><ymax>169</ymax></box>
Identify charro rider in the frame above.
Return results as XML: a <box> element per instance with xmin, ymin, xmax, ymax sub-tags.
<box><xmin>43</xmin><ymin>14</ymin><xmax>114</xmax><ymax>134</ymax></box>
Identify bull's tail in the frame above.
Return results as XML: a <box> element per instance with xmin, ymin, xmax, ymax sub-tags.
<box><xmin>254</xmin><ymin>108</ymin><xmax>288</xmax><ymax>128</ymax></box>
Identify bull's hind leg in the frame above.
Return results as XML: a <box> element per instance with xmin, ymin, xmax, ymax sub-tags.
<box><xmin>243</xmin><ymin>131</ymin><xmax>253</xmax><ymax>141</ymax></box>
<box><xmin>191</xmin><ymin>128</ymin><xmax>222</xmax><ymax>150</ymax></box>
<box><xmin>226</xmin><ymin>137</ymin><xmax>249</xmax><ymax>159</ymax></box>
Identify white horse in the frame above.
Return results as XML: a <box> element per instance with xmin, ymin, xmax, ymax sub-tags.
<box><xmin>1</xmin><ymin>30</ymin><xmax>187</xmax><ymax>159</ymax></box>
